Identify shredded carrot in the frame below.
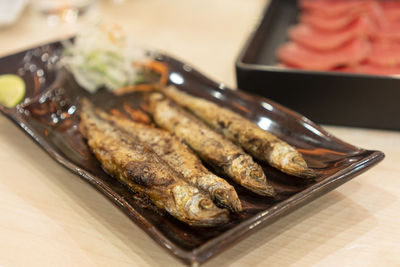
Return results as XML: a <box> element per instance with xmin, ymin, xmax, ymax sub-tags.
<box><xmin>123</xmin><ymin>102</ymin><xmax>151</xmax><ymax>124</ymax></box>
<box><xmin>110</xmin><ymin>108</ymin><xmax>128</xmax><ymax>119</ymax></box>
<box><xmin>33</xmin><ymin>76</ymin><xmax>40</xmax><ymax>95</ymax></box>
<box><xmin>114</xmin><ymin>60</ymin><xmax>168</xmax><ymax>96</ymax></box>
<box><xmin>139</xmin><ymin>102</ymin><xmax>150</xmax><ymax>113</ymax></box>
<box><xmin>145</xmin><ymin>61</ymin><xmax>169</xmax><ymax>86</ymax></box>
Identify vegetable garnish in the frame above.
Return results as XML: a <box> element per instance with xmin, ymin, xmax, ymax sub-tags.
<box><xmin>61</xmin><ymin>24</ymin><xmax>143</xmax><ymax>93</ymax></box>
<box><xmin>0</xmin><ymin>74</ymin><xmax>26</xmax><ymax>108</ymax></box>
<box><xmin>113</xmin><ymin>61</ymin><xmax>169</xmax><ymax>95</ymax></box>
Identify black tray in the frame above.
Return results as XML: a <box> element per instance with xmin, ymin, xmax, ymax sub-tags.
<box><xmin>236</xmin><ymin>0</ymin><xmax>400</xmax><ymax>131</ymax></box>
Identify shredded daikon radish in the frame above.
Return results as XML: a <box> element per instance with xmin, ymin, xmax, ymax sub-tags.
<box><xmin>61</xmin><ymin>24</ymin><xmax>142</xmax><ymax>93</ymax></box>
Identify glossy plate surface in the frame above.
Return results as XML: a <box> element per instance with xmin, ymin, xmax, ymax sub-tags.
<box><xmin>0</xmin><ymin>41</ymin><xmax>384</xmax><ymax>266</ymax></box>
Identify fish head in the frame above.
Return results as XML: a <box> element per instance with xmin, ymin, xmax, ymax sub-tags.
<box><xmin>210</xmin><ymin>182</ymin><xmax>242</xmax><ymax>213</ymax></box>
<box><xmin>246</xmin><ymin>166</ymin><xmax>276</xmax><ymax>197</ymax></box>
<box><xmin>230</xmin><ymin>155</ymin><xmax>276</xmax><ymax>197</ymax></box>
<box><xmin>183</xmin><ymin>191</ymin><xmax>229</xmax><ymax>227</ymax></box>
<box><xmin>270</xmin><ymin>143</ymin><xmax>316</xmax><ymax>179</ymax></box>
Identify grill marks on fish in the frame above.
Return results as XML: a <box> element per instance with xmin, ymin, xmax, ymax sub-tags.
<box><xmin>161</xmin><ymin>86</ymin><xmax>316</xmax><ymax>179</ymax></box>
<box><xmin>148</xmin><ymin>93</ymin><xmax>275</xmax><ymax>197</ymax></box>
<box><xmin>79</xmin><ymin>99</ymin><xmax>229</xmax><ymax>227</ymax></box>
<box><xmin>96</xmin><ymin>110</ymin><xmax>242</xmax><ymax>212</ymax></box>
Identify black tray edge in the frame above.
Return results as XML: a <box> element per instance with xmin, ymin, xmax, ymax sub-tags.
<box><xmin>235</xmin><ymin>0</ymin><xmax>400</xmax><ymax>131</ymax></box>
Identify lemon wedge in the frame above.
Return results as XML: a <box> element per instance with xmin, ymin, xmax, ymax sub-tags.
<box><xmin>0</xmin><ymin>74</ymin><xmax>26</xmax><ymax>108</ymax></box>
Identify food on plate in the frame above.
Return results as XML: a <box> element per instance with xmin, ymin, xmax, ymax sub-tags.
<box><xmin>300</xmin><ymin>1</ymin><xmax>384</xmax><ymax>28</ymax></box>
<box><xmin>96</xmin><ymin>109</ymin><xmax>242</xmax><ymax>212</ymax></box>
<box><xmin>277</xmin><ymin>38</ymin><xmax>370</xmax><ymax>70</ymax></box>
<box><xmin>277</xmin><ymin>0</ymin><xmax>400</xmax><ymax>75</ymax></box>
<box><xmin>289</xmin><ymin>17</ymin><xmax>375</xmax><ymax>51</ymax></box>
<box><xmin>62</xmin><ymin>23</ymin><xmax>323</xmax><ymax>225</ymax></box>
<box><xmin>367</xmin><ymin>42</ymin><xmax>400</xmax><ymax>67</ymax></box>
<box><xmin>300</xmin><ymin>10</ymin><xmax>362</xmax><ymax>31</ymax></box>
<box><xmin>0</xmin><ymin>74</ymin><xmax>25</xmax><ymax>108</ymax></box>
<box><xmin>299</xmin><ymin>0</ymin><xmax>368</xmax><ymax>17</ymax></box>
<box><xmin>381</xmin><ymin>1</ymin><xmax>400</xmax><ymax>23</ymax></box>
<box><xmin>148</xmin><ymin>93</ymin><xmax>276</xmax><ymax>197</ymax></box>
<box><xmin>61</xmin><ymin>24</ymin><xmax>143</xmax><ymax>92</ymax></box>
<box><xmin>335</xmin><ymin>63</ymin><xmax>400</xmax><ymax>76</ymax></box>
<box><xmin>161</xmin><ymin>86</ymin><xmax>315</xmax><ymax>179</ymax></box>
<box><xmin>79</xmin><ymin>99</ymin><xmax>229</xmax><ymax>227</ymax></box>
<box><xmin>372</xmin><ymin>22</ymin><xmax>400</xmax><ymax>43</ymax></box>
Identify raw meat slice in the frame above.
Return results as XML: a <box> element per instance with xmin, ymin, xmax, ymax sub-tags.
<box><xmin>300</xmin><ymin>0</ymin><xmax>366</xmax><ymax>17</ymax></box>
<box><xmin>300</xmin><ymin>1</ymin><xmax>384</xmax><ymax>31</ymax></box>
<box><xmin>277</xmin><ymin>38</ymin><xmax>371</xmax><ymax>70</ymax></box>
<box><xmin>381</xmin><ymin>0</ymin><xmax>400</xmax><ymax>22</ymax></box>
<box><xmin>300</xmin><ymin>11</ymin><xmax>359</xmax><ymax>31</ymax></box>
<box><xmin>335</xmin><ymin>63</ymin><xmax>400</xmax><ymax>76</ymax></box>
<box><xmin>367</xmin><ymin>42</ymin><xmax>400</xmax><ymax>67</ymax></box>
<box><xmin>384</xmin><ymin>9</ymin><xmax>400</xmax><ymax>23</ymax></box>
<box><xmin>380</xmin><ymin>1</ymin><xmax>400</xmax><ymax>10</ymax></box>
<box><xmin>289</xmin><ymin>17</ymin><xmax>375</xmax><ymax>51</ymax></box>
<box><xmin>371</xmin><ymin>22</ymin><xmax>400</xmax><ymax>42</ymax></box>
<box><xmin>277</xmin><ymin>0</ymin><xmax>400</xmax><ymax>76</ymax></box>
<box><xmin>366</xmin><ymin>1</ymin><xmax>386</xmax><ymax>28</ymax></box>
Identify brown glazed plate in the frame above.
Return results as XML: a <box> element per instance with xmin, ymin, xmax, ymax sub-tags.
<box><xmin>0</xmin><ymin>41</ymin><xmax>384</xmax><ymax>266</ymax></box>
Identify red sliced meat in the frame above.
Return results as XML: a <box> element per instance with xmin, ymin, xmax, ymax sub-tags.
<box><xmin>381</xmin><ymin>0</ymin><xmax>400</xmax><ymax>24</ymax></box>
<box><xmin>371</xmin><ymin>22</ymin><xmax>400</xmax><ymax>42</ymax></box>
<box><xmin>367</xmin><ymin>1</ymin><xmax>386</xmax><ymax>28</ymax></box>
<box><xmin>380</xmin><ymin>1</ymin><xmax>400</xmax><ymax>10</ymax></box>
<box><xmin>300</xmin><ymin>0</ymin><xmax>367</xmax><ymax>17</ymax></box>
<box><xmin>289</xmin><ymin>16</ymin><xmax>375</xmax><ymax>51</ymax></box>
<box><xmin>384</xmin><ymin>9</ymin><xmax>400</xmax><ymax>23</ymax></box>
<box><xmin>276</xmin><ymin>0</ymin><xmax>400</xmax><ymax>76</ymax></box>
<box><xmin>300</xmin><ymin>1</ymin><xmax>384</xmax><ymax>31</ymax></box>
<box><xmin>300</xmin><ymin>11</ymin><xmax>359</xmax><ymax>31</ymax></box>
<box><xmin>367</xmin><ymin>42</ymin><xmax>400</xmax><ymax>67</ymax></box>
<box><xmin>335</xmin><ymin>63</ymin><xmax>400</xmax><ymax>76</ymax></box>
<box><xmin>373</xmin><ymin>1</ymin><xmax>400</xmax><ymax>42</ymax></box>
<box><xmin>277</xmin><ymin>38</ymin><xmax>371</xmax><ymax>70</ymax></box>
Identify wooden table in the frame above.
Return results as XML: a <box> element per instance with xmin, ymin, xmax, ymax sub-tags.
<box><xmin>1</xmin><ymin>1</ymin><xmax>399</xmax><ymax>266</ymax></box>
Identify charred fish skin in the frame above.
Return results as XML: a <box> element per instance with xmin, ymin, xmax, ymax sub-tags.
<box><xmin>149</xmin><ymin>93</ymin><xmax>275</xmax><ymax>197</ymax></box>
<box><xmin>161</xmin><ymin>86</ymin><xmax>316</xmax><ymax>179</ymax></box>
<box><xmin>79</xmin><ymin>99</ymin><xmax>229</xmax><ymax>227</ymax></box>
<box><xmin>96</xmin><ymin>110</ymin><xmax>242</xmax><ymax>212</ymax></box>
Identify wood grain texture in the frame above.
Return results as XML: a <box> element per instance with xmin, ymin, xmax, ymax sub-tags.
<box><xmin>0</xmin><ymin>0</ymin><xmax>399</xmax><ymax>266</ymax></box>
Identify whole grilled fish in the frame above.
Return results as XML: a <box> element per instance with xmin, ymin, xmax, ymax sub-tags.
<box><xmin>148</xmin><ymin>93</ymin><xmax>275</xmax><ymax>197</ymax></box>
<box><xmin>79</xmin><ymin>99</ymin><xmax>229</xmax><ymax>227</ymax></box>
<box><xmin>96</xmin><ymin>110</ymin><xmax>242</xmax><ymax>212</ymax></box>
<box><xmin>160</xmin><ymin>86</ymin><xmax>316</xmax><ymax>178</ymax></box>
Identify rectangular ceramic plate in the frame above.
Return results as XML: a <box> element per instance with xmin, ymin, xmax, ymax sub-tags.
<box><xmin>0</xmin><ymin>41</ymin><xmax>384</xmax><ymax>266</ymax></box>
<box><xmin>236</xmin><ymin>0</ymin><xmax>400</xmax><ymax>130</ymax></box>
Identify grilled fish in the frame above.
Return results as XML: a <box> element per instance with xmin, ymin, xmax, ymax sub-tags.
<box><xmin>148</xmin><ymin>93</ymin><xmax>275</xmax><ymax>197</ymax></box>
<box><xmin>161</xmin><ymin>86</ymin><xmax>316</xmax><ymax>178</ymax></box>
<box><xmin>96</xmin><ymin>110</ymin><xmax>242</xmax><ymax>212</ymax></box>
<box><xmin>79</xmin><ymin>99</ymin><xmax>229</xmax><ymax>227</ymax></box>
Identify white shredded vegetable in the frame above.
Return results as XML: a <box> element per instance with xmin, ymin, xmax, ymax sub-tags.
<box><xmin>61</xmin><ymin>24</ymin><xmax>142</xmax><ymax>93</ymax></box>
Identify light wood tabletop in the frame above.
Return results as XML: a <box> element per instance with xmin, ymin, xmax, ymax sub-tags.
<box><xmin>1</xmin><ymin>1</ymin><xmax>399</xmax><ymax>266</ymax></box>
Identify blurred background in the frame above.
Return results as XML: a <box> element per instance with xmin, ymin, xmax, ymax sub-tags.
<box><xmin>0</xmin><ymin>0</ymin><xmax>265</xmax><ymax>88</ymax></box>
<box><xmin>1</xmin><ymin>1</ymin><xmax>400</xmax><ymax>267</ymax></box>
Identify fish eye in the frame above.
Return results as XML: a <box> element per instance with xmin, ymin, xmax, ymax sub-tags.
<box><xmin>250</xmin><ymin>169</ymin><xmax>263</xmax><ymax>180</ymax></box>
<box><xmin>199</xmin><ymin>198</ymin><xmax>213</xmax><ymax>210</ymax></box>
